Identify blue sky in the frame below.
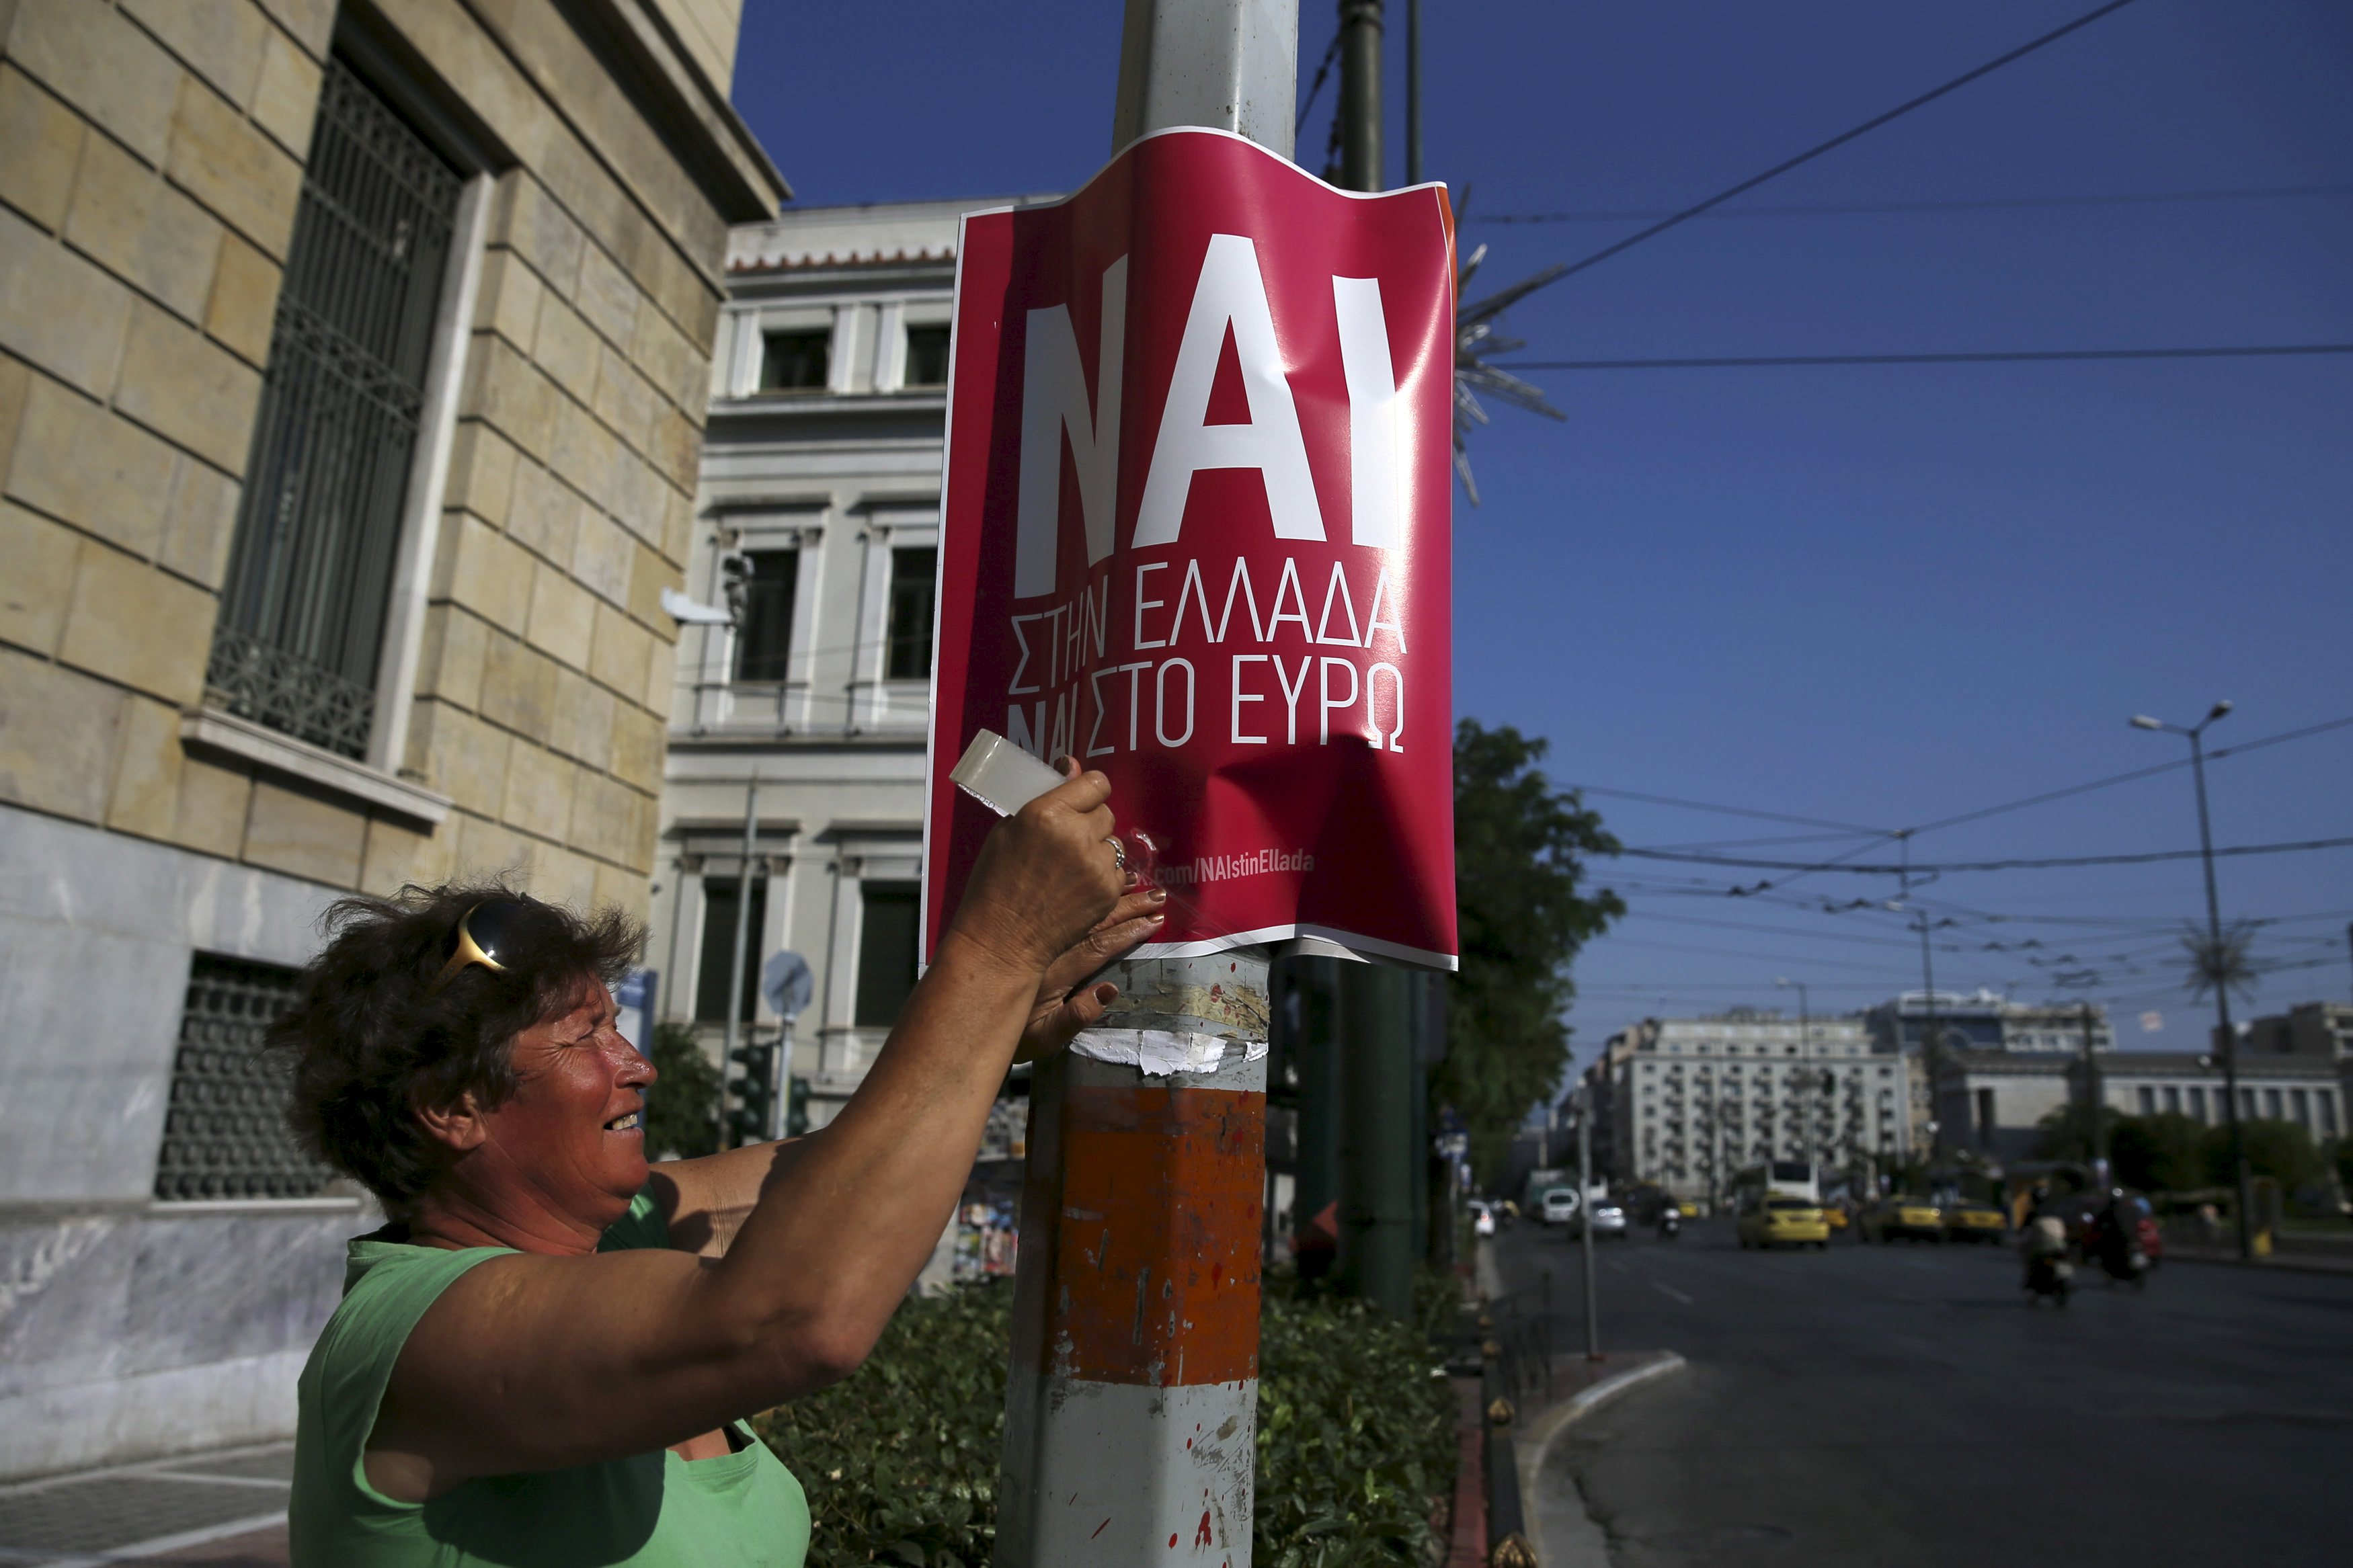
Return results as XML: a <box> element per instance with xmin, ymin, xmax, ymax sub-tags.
<box><xmin>730</xmin><ymin>2</ymin><xmax>2353</xmax><ymax>1069</ymax></box>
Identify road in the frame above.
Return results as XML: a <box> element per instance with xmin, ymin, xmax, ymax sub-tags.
<box><xmin>1489</xmin><ymin>1219</ymin><xmax>2353</xmax><ymax>1567</ymax></box>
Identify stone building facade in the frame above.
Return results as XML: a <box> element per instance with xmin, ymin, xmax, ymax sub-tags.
<box><xmin>0</xmin><ymin>0</ymin><xmax>783</xmax><ymax>1477</ymax></box>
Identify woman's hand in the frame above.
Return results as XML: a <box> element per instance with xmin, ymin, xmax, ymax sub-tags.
<box><xmin>1014</xmin><ymin>886</ymin><xmax>1168</xmax><ymax>1063</ymax></box>
<box><xmin>946</xmin><ymin>759</ymin><xmax>1125</xmax><ymax>977</ymax></box>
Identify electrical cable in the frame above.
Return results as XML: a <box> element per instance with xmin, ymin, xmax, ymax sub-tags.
<box><xmin>1295</xmin><ymin>30</ymin><xmax>1343</xmax><ymax>134</ymax></box>
<box><xmin>1563</xmin><ymin>782</ymin><xmax>1887</xmax><ymax>834</ymax></box>
<box><xmin>1470</xmin><ymin>181</ymin><xmax>2353</xmax><ymax>224</ymax></box>
<box><xmin>1531</xmin><ymin>0</ymin><xmax>2145</xmax><ymax>288</ymax></box>
<box><xmin>1624</xmin><ymin>835</ymin><xmax>2353</xmax><ymax>874</ymax></box>
<box><xmin>1492</xmin><ymin>344</ymin><xmax>2353</xmax><ymax>371</ymax></box>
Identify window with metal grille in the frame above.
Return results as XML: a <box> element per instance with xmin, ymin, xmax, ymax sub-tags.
<box><xmin>884</xmin><ymin>546</ymin><xmax>936</xmax><ymax>680</ymax></box>
<box><xmin>206</xmin><ymin>58</ymin><xmax>464</xmax><ymax>759</ymax></box>
<box><xmin>155</xmin><ymin>954</ymin><xmax>337</xmax><ymax>1202</ymax></box>
<box><xmin>732</xmin><ymin>549</ymin><xmax>798</xmax><ymax>682</ymax></box>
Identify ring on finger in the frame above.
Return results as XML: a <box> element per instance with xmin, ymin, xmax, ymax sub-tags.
<box><xmin>1105</xmin><ymin>835</ymin><xmax>1126</xmax><ymax>869</ymax></box>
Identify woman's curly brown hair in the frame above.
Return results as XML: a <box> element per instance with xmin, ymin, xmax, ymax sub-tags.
<box><xmin>266</xmin><ymin>881</ymin><xmax>642</xmax><ymax>1212</ymax></box>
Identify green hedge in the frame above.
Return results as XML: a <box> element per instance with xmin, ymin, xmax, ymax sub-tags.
<box><xmin>754</xmin><ymin>1279</ymin><xmax>1458</xmax><ymax>1568</ymax></box>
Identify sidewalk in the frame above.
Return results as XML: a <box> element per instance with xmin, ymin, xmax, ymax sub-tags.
<box><xmin>1514</xmin><ymin>1351</ymin><xmax>1685</xmax><ymax>1568</ymax></box>
<box><xmin>2164</xmin><ymin>1243</ymin><xmax>2353</xmax><ymax>1275</ymax></box>
<box><xmin>0</xmin><ymin>1444</ymin><xmax>290</xmax><ymax>1567</ymax></box>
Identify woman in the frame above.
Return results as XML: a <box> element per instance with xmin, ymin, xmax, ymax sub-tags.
<box><xmin>276</xmin><ymin>765</ymin><xmax>1159</xmax><ymax>1565</ymax></box>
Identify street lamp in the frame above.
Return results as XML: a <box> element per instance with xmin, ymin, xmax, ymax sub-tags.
<box><xmin>2130</xmin><ymin>700</ymin><xmax>2254</xmax><ymax>1260</ymax></box>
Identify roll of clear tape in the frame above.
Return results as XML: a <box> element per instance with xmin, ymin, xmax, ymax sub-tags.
<box><xmin>948</xmin><ymin>730</ymin><xmax>1164</xmax><ymax>890</ymax></box>
<box><xmin>947</xmin><ymin>729</ymin><xmax>1068</xmax><ymax>817</ymax></box>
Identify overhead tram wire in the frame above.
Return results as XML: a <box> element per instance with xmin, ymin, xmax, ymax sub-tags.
<box><xmin>1623</xmin><ymin>835</ymin><xmax>2353</xmax><ymax>875</ymax></box>
<box><xmin>1564</xmin><ymin>782</ymin><xmax>1888</xmax><ymax>835</ymax></box>
<box><xmin>1523</xmin><ymin>0</ymin><xmax>2146</xmax><ymax>290</ymax></box>
<box><xmin>1494</xmin><ymin>344</ymin><xmax>2353</xmax><ymax>372</ymax></box>
<box><xmin>1595</xmin><ymin>712</ymin><xmax>2353</xmax><ymax>891</ymax></box>
<box><xmin>1470</xmin><ymin>181</ymin><xmax>2353</xmax><ymax>224</ymax></box>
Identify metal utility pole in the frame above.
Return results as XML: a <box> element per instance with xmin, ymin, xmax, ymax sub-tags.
<box><xmin>1576</xmin><ymin>1081</ymin><xmax>1599</xmax><ymax>1360</ymax></box>
<box><xmin>1337</xmin><ymin>0</ymin><xmax>1382</xmax><ymax>191</ymax></box>
<box><xmin>1337</xmin><ymin>964</ymin><xmax>1416</xmax><ymax>1318</ymax></box>
<box><xmin>998</xmin><ymin>10</ymin><xmax>1296</xmax><ymax>1565</ymax></box>
<box><xmin>1320</xmin><ymin>0</ymin><xmax>1421</xmax><ymax>1323</ymax></box>
<box><xmin>2130</xmin><ymin>702</ymin><xmax>2251</xmax><ymax>1260</ymax></box>
<box><xmin>1404</xmin><ymin>0</ymin><xmax>1422</xmax><ymax>184</ymax></box>
<box><xmin>2079</xmin><ymin>1001</ymin><xmax>2106</xmax><ymax>1176</ymax></box>
<box><xmin>721</xmin><ymin>772</ymin><xmax>758</xmax><ymax>1146</ymax></box>
<box><xmin>1900</xmin><ymin>839</ymin><xmax>1944</xmax><ymax>1165</ymax></box>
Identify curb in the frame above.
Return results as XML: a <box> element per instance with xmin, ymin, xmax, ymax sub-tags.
<box><xmin>1516</xmin><ymin>1354</ymin><xmax>1687</xmax><ymax>1567</ymax></box>
<box><xmin>2157</xmin><ymin>1249</ymin><xmax>2353</xmax><ymax>1277</ymax></box>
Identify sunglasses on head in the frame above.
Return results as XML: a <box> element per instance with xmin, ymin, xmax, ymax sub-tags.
<box><xmin>429</xmin><ymin>897</ymin><xmax>536</xmax><ymax>994</ymax></box>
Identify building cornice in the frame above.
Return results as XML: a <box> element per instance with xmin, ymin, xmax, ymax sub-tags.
<box><xmin>555</xmin><ymin>0</ymin><xmax>791</xmax><ymax>220</ymax></box>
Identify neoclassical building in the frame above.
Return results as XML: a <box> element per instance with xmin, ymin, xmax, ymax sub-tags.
<box><xmin>651</xmin><ymin>196</ymin><xmax>1054</xmax><ymax>1128</ymax></box>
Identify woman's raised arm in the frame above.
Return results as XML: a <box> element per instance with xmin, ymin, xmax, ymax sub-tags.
<box><xmin>364</xmin><ymin>768</ymin><xmax>1147</xmax><ymax>1496</ymax></box>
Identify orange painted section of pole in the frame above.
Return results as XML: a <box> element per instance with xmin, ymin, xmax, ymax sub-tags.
<box><xmin>1049</xmin><ymin>1085</ymin><xmax>1265</xmax><ymax>1385</ymax></box>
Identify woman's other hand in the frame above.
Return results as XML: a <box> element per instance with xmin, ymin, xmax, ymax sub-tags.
<box><xmin>1014</xmin><ymin>886</ymin><xmax>1168</xmax><ymax>1063</ymax></box>
<box><xmin>947</xmin><ymin>758</ymin><xmax>1124</xmax><ymax>977</ymax></box>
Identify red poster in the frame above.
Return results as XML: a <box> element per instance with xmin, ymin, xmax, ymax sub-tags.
<box><xmin>924</xmin><ymin>128</ymin><xmax>1456</xmax><ymax>969</ymax></box>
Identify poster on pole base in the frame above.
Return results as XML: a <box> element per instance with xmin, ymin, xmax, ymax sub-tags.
<box><xmin>924</xmin><ymin>128</ymin><xmax>1458</xmax><ymax>971</ymax></box>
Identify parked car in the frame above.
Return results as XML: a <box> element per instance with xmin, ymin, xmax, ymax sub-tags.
<box><xmin>1539</xmin><ymin>1188</ymin><xmax>1579</xmax><ymax>1226</ymax></box>
<box><xmin>1942</xmin><ymin>1200</ymin><xmax>2009</xmax><ymax>1243</ymax></box>
<box><xmin>1468</xmin><ymin>1199</ymin><xmax>1497</xmax><ymax>1238</ymax></box>
<box><xmin>1739</xmin><ymin>1197</ymin><xmax>1831</xmax><ymax>1249</ymax></box>
<box><xmin>1862</xmin><ymin>1196</ymin><xmax>1945</xmax><ymax>1243</ymax></box>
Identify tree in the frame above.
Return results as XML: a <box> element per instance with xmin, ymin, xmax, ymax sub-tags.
<box><xmin>2213</xmin><ymin>1118</ymin><xmax>2323</xmax><ymax>1190</ymax></box>
<box><xmin>1433</xmin><ymin>718</ymin><xmax>1623</xmax><ymax>1183</ymax></box>
<box><xmin>2034</xmin><ymin>1100</ymin><xmax>2123</xmax><ymax>1164</ymax></box>
<box><xmin>2109</xmin><ymin>1112</ymin><xmax>2207</xmax><ymax>1194</ymax></box>
<box><xmin>646</xmin><ymin>1021</ymin><xmax>723</xmax><ymax>1159</ymax></box>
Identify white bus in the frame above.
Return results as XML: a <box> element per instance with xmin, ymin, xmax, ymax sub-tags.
<box><xmin>1730</xmin><ymin>1161</ymin><xmax>1820</xmax><ymax>1213</ymax></box>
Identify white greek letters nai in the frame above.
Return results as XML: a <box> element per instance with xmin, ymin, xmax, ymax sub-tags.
<box><xmin>1002</xmin><ymin>229</ymin><xmax>1418</xmax><ymax>761</ymax></box>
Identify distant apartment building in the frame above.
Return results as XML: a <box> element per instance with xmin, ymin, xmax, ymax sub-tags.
<box><xmin>1928</xmin><ymin>1046</ymin><xmax>2342</xmax><ymax>1163</ymax></box>
<box><xmin>1890</xmin><ymin>993</ymin><xmax>2346</xmax><ymax>1163</ymax></box>
<box><xmin>1586</xmin><ymin>1011</ymin><xmax>1910</xmax><ymax>1204</ymax></box>
<box><xmin>651</xmin><ymin>196</ymin><xmax>1052</xmax><ymax>1127</ymax></box>
<box><xmin>0</xmin><ymin>0</ymin><xmax>782</xmax><ymax>1477</ymax></box>
<box><xmin>2247</xmin><ymin>999</ymin><xmax>2353</xmax><ymax>1115</ymax></box>
<box><xmin>1864</xmin><ymin>988</ymin><xmax>2118</xmax><ymax>1154</ymax></box>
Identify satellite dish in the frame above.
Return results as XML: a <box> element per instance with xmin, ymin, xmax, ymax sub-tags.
<box><xmin>762</xmin><ymin>950</ymin><xmax>813</xmax><ymax>1023</ymax></box>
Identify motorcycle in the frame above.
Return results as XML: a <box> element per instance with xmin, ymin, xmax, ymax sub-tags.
<box><xmin>2023</xmin><ymin>1215</ymin><xmax>2072</xmax><ymax>1307</ymax></box>
<box><xmin>1657</xmin><ymin>1208</ymin><xmax>1681</xmax><ymax>1241</ymax></box>
<box><xmin>2025</xmin><ymin>1251</ymin><xmax>2073</xmax><ymax>1307</ymax></box>
<box><xmin>2085</xmin><ymin>1203</ymin><xmax>2151</xmax><ymax>1290</ymax></box>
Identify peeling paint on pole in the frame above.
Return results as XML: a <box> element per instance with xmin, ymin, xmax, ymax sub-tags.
<box><xmin>1000</xmin><ymin>952</ymin><xmax>1269</xmax><ymax>1565</ymax></box>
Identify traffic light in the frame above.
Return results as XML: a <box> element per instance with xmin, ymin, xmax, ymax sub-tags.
<box><xmin>786</xmin><ymin>1075</ymin><xmax>811</xmax><ymax>1139</ymax></box>
<box><xmin>727</xmin><ymin>1038</ymin><xmax>775</xmax><ymax>1146</ymax></box>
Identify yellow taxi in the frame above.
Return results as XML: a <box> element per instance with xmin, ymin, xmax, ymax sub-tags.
<box><xmin>1823</xmin><ymin>1202</ymin><xmax>1851</xmax><ymax>1235</ymax></box>
<box><xmin>1863</xmin><ymin>1196</ymin><xmax>1944</xmax><ymax>1243</ymax></box>
<box><xmin>1676</xmin><ymin>1198</ymin><xmax>1702</xmax><ymax>1219</ymax></box>
<box><xmin>1738</xmin><ymin>1196</ymin><xmax>1831</xmax><ymax>1249</ymax></box>
<box><xmin>1942</xmin><ymin>1200</ymin><xmax>2009</xmax><ymax>1244</ymax></box>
